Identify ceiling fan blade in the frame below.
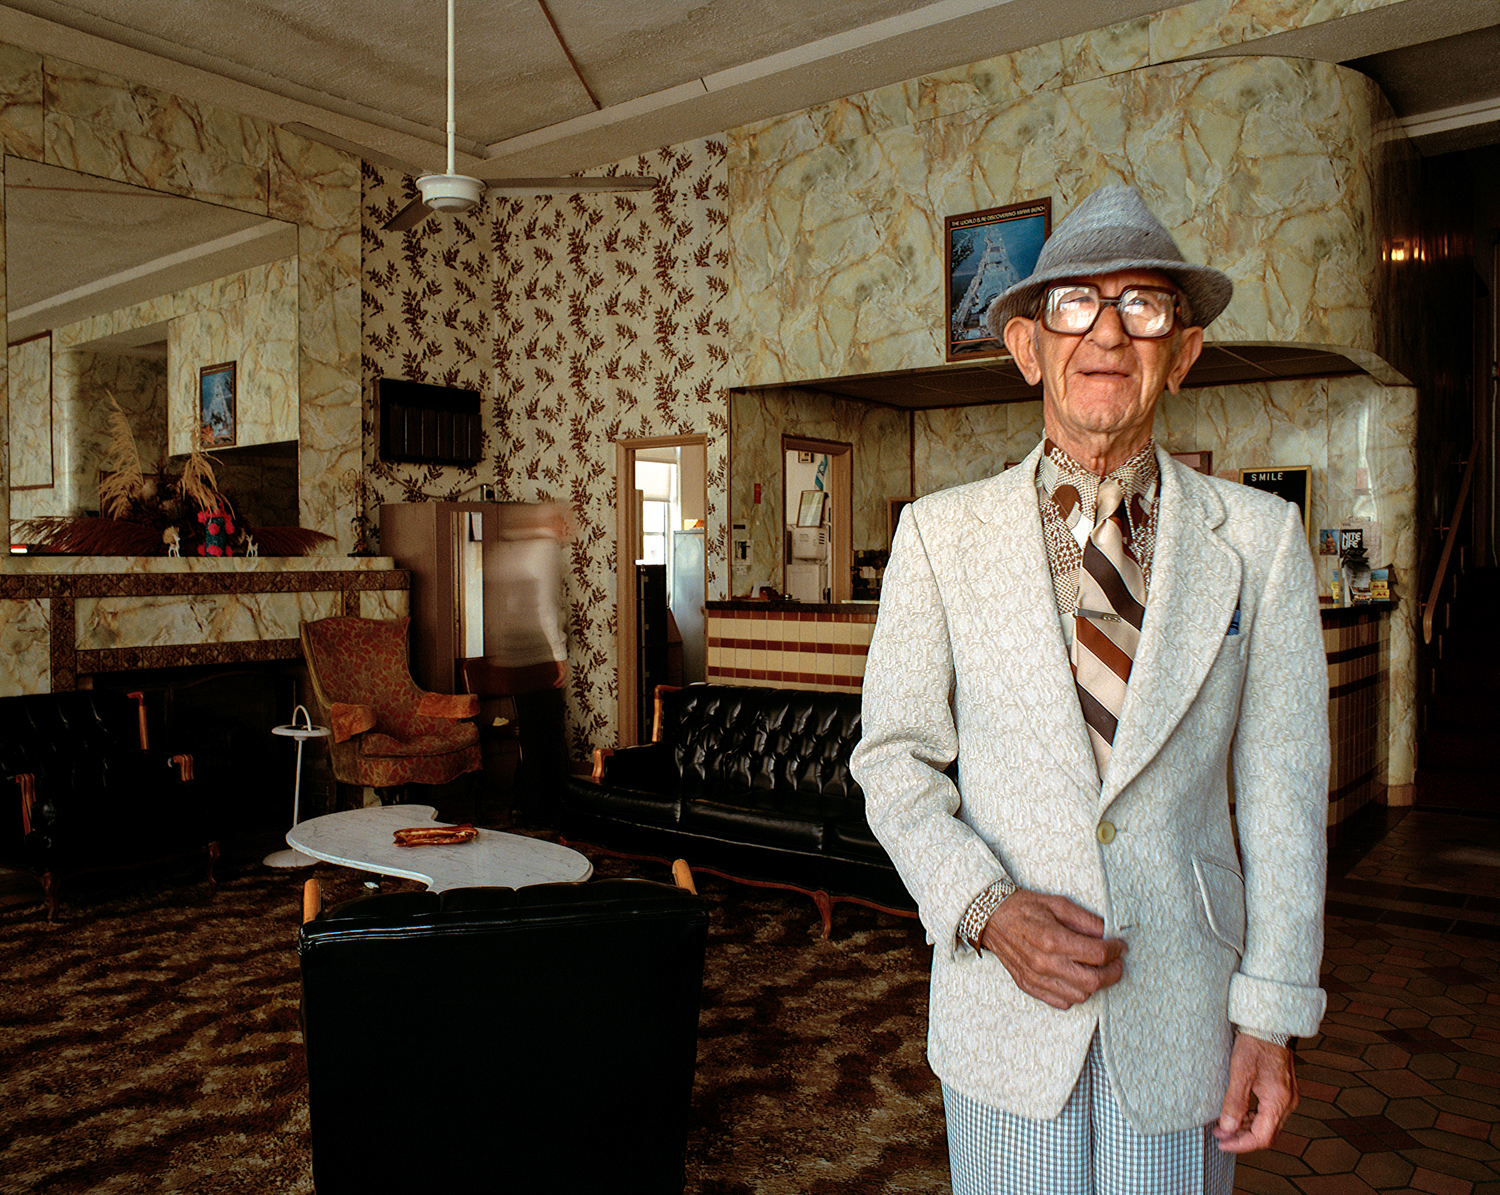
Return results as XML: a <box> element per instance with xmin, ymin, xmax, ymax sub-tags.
<box><xmin>282</xmin><ymin>122</ymin><xmax>430</xmax><ymax>177</ymax></box>
<box><xmin>475</xmin><ymin>175</ymin><xmax>660</xmax><ymax>193</ymax></box>
<box><xmin>382</xmin><ymin>195</ymin><xmax>434</xmax><ymax>232</ymax></box>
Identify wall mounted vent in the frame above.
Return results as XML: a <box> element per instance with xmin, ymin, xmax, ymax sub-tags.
<box><xmin>377</xmin><ymin>378</ymin><xmax>482</xmax><ymax>466</ymax></box>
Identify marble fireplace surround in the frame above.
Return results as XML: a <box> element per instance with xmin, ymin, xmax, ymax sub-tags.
<box><xmin>0</xmin><ymin>557</ymin><xmax>407</xmax><ymax>695</ymax></box>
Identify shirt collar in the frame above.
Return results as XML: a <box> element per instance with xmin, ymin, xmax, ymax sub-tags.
<box><xmin>1038</xmin><ymin>438</ymin><xmax>1159</xmax><ymax>521</ymax></box>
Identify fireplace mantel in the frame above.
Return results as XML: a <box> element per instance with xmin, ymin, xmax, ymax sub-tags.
<box><xmin>0</xmin><ymin>556</ymin><xmax>408</xmax><ymax>694</ymax></box>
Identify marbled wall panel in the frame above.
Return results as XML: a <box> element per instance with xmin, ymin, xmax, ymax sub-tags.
<box><xmin>43</xmin><ymin>60</ymin><xmax>268</xmax><ymax>214</ymax></box>
<box><xmin>7</xmin><ymin>335</ymin><xmax>51</xmax><ymax>488</ymax></box>
<box><xmin>0</xmin><ymin>43</ymin><xmax>42</xmax><ymax>158</ymax></box>
<box><xmin>913</xmin><ymin>401</ymin><xmax>1043</xmax><ymax>495</ymax></box>
<box><xmin>360</xmin><ymin>590</ymin><xmax>407</xmax><ymax>621</ymax></box>
<box><xmin>0</xmin><ymin>597</ymin><xmax>49</xmax><ymax>693</ymax></box>
<box><xmin>1147</xmin><ymin>0</ymin><xmax>1393</xmax><ymax>63</ymax></box>
<box><xmin>732</xmin><ymin>0</ymin><xmax>1407</xmax><ymax>155</ymax></box>
<box><xmin>730</xmin><ymin>57</ymin><xmax>1390</xmax><ymax>388</ymax></box>
<box><xmin>167</xmin><ymin>257</ymin><xmax>299</xmax><ymax>453</ymax></box>
<box><xmin>268</xmin><ymin>128</ymin><xmax>361</xmax><ymax>549</ymax></box>
<box><xmin>76</xmin><ymin>589</ymin><xmax>344</xmax><ymax>650</ymax></box>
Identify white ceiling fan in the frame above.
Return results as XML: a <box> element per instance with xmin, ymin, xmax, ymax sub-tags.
<box><xmin>286</xmin><ymin>0</ymin><xmax>657</xmax><ymax>232</ymax></box>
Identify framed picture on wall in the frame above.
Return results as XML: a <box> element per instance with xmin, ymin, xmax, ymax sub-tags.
<box><xmin>199</xmin><ymin>362</ymin><xmax>237</xmax><ymax>449</ymax></box>
<box><xmin>1239</xmin><ymin>465</ymin><xmax>1312</xmax><ymax>534</ymax></box>
<box><xmin>944</xmin><ymin>198</ymin><xmax>1051</xmax><ymax>362</ymax></box>
<box><xmin>796</xmin><ymin>489</ymin><xmax>826</xmax><ymax>527</ymax></box>
<box><xmin>1171</xmin><ymin>449</ymin><xmax>1214</xmax><ymax>474</ymax></box>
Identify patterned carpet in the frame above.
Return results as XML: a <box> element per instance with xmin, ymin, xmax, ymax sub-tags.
<box><xmin>0</xmin><ymin>850</ymin><xmax>949</xmax><ymax>1194</ymax></box>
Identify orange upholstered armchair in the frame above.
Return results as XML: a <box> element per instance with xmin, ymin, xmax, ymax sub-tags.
<box><xmin>299</xmin><ymin>617</ymin><xmax>481</xmax><ymax>805</ymax></box>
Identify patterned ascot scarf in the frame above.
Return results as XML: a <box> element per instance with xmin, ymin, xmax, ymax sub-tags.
<box><xmin>1035</xmin><ymin>438</ymin><xmax>1161</xmax><ymax>616</ymax></box>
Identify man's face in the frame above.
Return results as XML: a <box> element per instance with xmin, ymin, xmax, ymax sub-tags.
<box><xmin>1002</xmin><ymin>269</ymin><xmax>1203</xmax><ymax>456</ymax></box>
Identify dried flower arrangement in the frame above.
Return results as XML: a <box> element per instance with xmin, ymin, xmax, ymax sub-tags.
<box><xmin>15</xmin><ymin>395</ymin><xmax>335</xmax><ymax>557</ymax></box>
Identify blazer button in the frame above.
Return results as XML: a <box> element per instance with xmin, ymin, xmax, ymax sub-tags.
<box><xmin>1096</xmin><ymin>820</ymin><xmax>1116</xmax><ymax>844</ymax></box>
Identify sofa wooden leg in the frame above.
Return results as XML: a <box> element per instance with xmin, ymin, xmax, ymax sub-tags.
<box><xmin>814</xmin><ymin>891</ymin><xmax>834</xmax><ymax>939</ymax></box>
<box><xmin>41</xmin><ymin>871</ymin><xmax>58</xmax><ymax>922</ymax></box>
<box><xmin>204</xmin><ymin>841</ymin><xmax>221</xmax><ymax>886</ymax></box>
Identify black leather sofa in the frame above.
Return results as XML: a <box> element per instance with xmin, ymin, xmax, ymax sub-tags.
<box><xmin>562</xmin><ymin>682</ymin><xmax>915</xmax><ymax>936</ymax></box>
<box><xmin>298</xmin><ymin>878</ymin><xmax>709</xmax><ymax>1195</ymax></box>
<box><xmin>0</xmin><ymin>689</ymin><xmax>215</xmax><ymax>918</ymax></box>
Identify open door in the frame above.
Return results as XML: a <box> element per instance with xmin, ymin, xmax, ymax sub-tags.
<box><xmin>615</xmin><ymin>435</ymin><xmax>708</xmax><ymax>745</ymax></box>
<box><xmin>782</xmin><ymin>435</ymin><xmax>852</xmax><ymax>603</ymax></box>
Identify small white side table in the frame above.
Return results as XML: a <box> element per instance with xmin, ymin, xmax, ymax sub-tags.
<box><xmin>263</xmin><ymin>706</ymin><xmax>331</xmax><ymax>868</ymax></box>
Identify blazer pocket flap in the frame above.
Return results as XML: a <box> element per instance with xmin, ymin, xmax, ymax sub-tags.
<box><xmin>1193</xmin><ymin>855</ymin><xmax>1246</xmax><ymax>955</ymax></box>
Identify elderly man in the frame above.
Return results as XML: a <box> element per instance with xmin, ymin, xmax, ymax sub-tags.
<box><xmin>849</xmin><ymin>185</ymin><xmax>1328</xmax><ymax>1195</ymax></box>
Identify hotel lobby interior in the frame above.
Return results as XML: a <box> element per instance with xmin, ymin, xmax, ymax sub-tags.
<box><xmin>2</xmin><ymin>1</ymin><xmax>1499</xmax><ymax>1192</ymax></box>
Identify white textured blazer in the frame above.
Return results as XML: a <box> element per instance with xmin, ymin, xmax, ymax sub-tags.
<box><xmin>850</xmin><ymin>442</ymin><xmax>1329</xmax><ymax>1133</ymax></box>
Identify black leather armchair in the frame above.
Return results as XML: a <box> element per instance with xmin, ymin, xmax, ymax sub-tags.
<box><xmin>0</xmin><ymin>689</ymin><xmax>215</xmax><ymax>919</ymax></box>
<box><xmin>297</xmin><ymin>877</ymin><xmax>709</xmax><ymax>1194</ymax></box>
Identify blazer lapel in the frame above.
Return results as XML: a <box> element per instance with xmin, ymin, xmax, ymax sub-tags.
<box><xmin>956</xmin><ymin>445</ymin><xmax>1100</xmax><ymax>795</ymax></box>
<box><xmin>1102</xmin><ymin>451</ymin><xmax>1242</xmax><ymax>803</ymax></box>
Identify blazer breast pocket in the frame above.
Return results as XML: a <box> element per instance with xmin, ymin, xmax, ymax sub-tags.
<box><xmin>1193</xmin><ymin>855</ymin><xmax>1246</xmax><ymax>955</ymax></box>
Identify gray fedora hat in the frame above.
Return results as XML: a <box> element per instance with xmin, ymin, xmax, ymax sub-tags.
<box><xmin>984</xmin><ymin>184</ymin><xmax>1232</xmax><ymax>338</ymax></box>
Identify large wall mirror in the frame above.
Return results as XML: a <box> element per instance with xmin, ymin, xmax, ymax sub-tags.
<box><xmin>5</xmin><ymin>158</ymin><xmax>301</xmax><ymax>547</ymax></box>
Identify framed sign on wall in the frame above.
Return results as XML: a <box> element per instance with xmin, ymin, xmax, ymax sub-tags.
<box><xmin>1239</xmin><ymin>465</ymin><xmax>1312</xmax><ymax>534</ymax></box>
<box><xmin>198</xmin><ymin>362</ymin><xmax>237</xmax><ymax>449</ymax></box>
<box><xmin>944</xmin><ymin>198</ymin><xmax>1051</xmax><ymax>362</ymax></box>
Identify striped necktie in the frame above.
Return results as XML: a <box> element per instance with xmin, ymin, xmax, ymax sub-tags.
<box><xmin>1072</xmin><ymin>478</ymin><xmax>1147</xmax><ymax>777</ymax></box>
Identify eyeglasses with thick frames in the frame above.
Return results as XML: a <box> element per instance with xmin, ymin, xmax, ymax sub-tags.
<box><xmin>1040</xmin><ymin>284</ymin><xmax>1181</xmax><ymax>339</ymax></box>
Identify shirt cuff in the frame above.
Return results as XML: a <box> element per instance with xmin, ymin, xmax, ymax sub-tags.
<box><xmin>958</xmin><ymin>877</ymin><xmax>1017</xmax><ymax>950</ymax></box>
<box><xmin>1236</xmin><ymin>1026</ymin><xmax>1294</xmax><ymax>1048</ymax></box>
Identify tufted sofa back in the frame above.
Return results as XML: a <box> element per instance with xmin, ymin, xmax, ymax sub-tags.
<box><xmin>659</xmin><ymin>684</ymin><xmax>863</xmax><ymax>801</ymax></box>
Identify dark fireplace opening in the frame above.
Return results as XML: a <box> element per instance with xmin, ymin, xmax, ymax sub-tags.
<box><xmin>89</xmin><ymin>660</ymin><xmax>332</xmax><ymax>854</ymax></box>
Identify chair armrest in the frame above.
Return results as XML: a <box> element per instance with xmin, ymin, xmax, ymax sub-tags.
<box><xmin>591</xmin><ymin>747</ymin><xmax>613</xmax><ymax>781</ymax></box>
<box><xmin>12</xmin><ymin>772</ymin><xmax>37</xmax><ymax>835</ymax></box>
<box><xmin>331</xmin><ymin>702</ymin><xmax>378</xmax><ymax>743</ymax></box>
<box><xmin>416</xmin><ymin>692</ymin><xmax>480</xmax><ymax>720</ymax></box>
<box><xmin>595</xmin><ymin>742</ymin><xmax>672</xmax><ymax>790</ymax></box>
<box><xmin>303</xmin><ymin>877</ymin><xmax>322</xmax><ymax>924</ymax></box>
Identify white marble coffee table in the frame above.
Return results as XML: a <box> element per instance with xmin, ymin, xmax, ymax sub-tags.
<box><xmin>286</xmin><ymin>804</ymin><xmax>592</xmax><ymax>892</ymax></box>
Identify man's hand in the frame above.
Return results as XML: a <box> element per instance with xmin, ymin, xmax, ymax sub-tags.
<box><xmin>1213</xmin><ymin>1032</ymin><xmax>1297</xmax><ymax>1153</ymax></box>
<box><xmin>978</xmin><ymin>889</ymin><xmax>1126</xmax><ymax>1009</ymax></box>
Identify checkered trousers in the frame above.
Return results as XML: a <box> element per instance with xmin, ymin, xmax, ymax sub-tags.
<box><xmin>943</xmin><ymin>1034</ymin><xmax>1235</xmax><ymax>1195</ymax></box>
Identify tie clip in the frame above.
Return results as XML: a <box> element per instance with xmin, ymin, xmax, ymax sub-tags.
<box><xmin>1074</xmin><ymin>608</ymin><xmax>1122</xmax><ymax>622</ymax></box>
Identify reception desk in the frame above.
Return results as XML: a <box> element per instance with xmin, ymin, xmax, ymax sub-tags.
<box><xmin>706</xmin><ymin>600</ymin><xmax>877</xmax><ymax>692</ymax></box>
<box><xmin>707</xmin><ymin>598</ymin><xmax>1392</xmax><ymax>829</ymax></box>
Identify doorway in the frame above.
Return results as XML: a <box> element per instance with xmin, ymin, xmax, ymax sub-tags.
<box><xmin>781</xmin><ymin>435</ymin><xmax>852</xmax><ymax>603</ymax></box>
<box><xmin>615</xmin><ymin>434</ymin><xmax>707</xmax><ymax>745</ymax></box>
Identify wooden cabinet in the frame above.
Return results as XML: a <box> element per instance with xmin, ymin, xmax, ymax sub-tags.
<box><xmin>378</xmin><ymin>502</ymin><xmax>491</xmax><ymax>694</ymax></box>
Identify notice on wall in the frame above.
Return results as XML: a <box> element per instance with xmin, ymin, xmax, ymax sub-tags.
<box><xmin>1238</xmin><ymin>466</ymin><xmax>1311</xmax><ymax>535</ymax></box>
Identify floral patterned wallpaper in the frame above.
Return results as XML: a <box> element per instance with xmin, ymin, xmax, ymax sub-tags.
<box><xmin>361</xmin><ymin>138</ymin><xmax>733</xmax><ymax>757</ymax></box>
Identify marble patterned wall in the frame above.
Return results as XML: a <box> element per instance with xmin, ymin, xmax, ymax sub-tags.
<box><xmin>0</xmin><ymin>44</ymin><xmax>361</xmax><ymax>549</ymax></box>
<box><xmin>730</xmin><ymin>385</ymin><xmax>911</xmax><ymax>595</ymax></box>
<box><xmin>362</xmin><ymin>140</ymin><xmax>733</xmax><ymax>759</ymax></box>
<box><xmin>166</xmin><ymin>257</ymin><xmax>300</xmax><ymax>453</ymax></box>
<box><xmin>7</xmin><ymin>335</ymin><xmax>50</xmax><ymax>491</ymax></box>
<box><xmin>729</xmin><ymin>55</ymin><xmax>1396</xmax><ymax>386</ymax></box>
